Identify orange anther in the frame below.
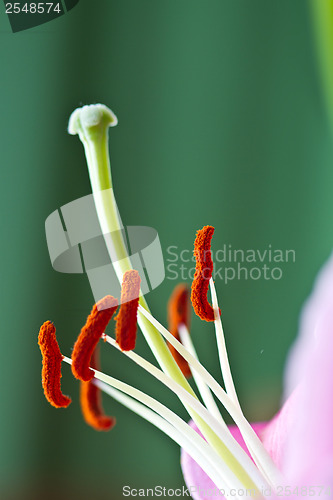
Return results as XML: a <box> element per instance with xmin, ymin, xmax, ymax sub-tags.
<box><xmin>71</xmin><ymin>295</ymin><xmax>118</xmax><ymax>382</ymax></box>
<box><xmin>38</xmin><ymin>321</ymin><xmax>72</xmax><ymax>409</ymax></box>
<box><xmin>115</xmin><ymin>270</ymin><xmax>141</xmax><ymax>351</ymax></box>
<box><xmin>167</xmin><ymin>284</ymin><xmax>191</xmax><ymax>378</ymax></box>
<box><xmin>80</xmin><ymin>346</ymin><xmax>116</xmax><ymax>431</ymax></box>
<box><xmin>191</xmin><ymin>226</ymin><xmax>218</xmax><ymax>321</ymax></box>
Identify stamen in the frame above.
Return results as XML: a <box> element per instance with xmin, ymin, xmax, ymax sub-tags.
<box><xmin>104</xmin><ymin>334</ymin><xmax>267</xmax><ymax>493</ymax></box>
<box><xmin>191</xmin><ymin>225</ymin><xmax>219</xmax><ymax>321</ymax></box>
<box><xmin>38</xmin><ymin>321</ymin><xmax>72</xmax><ymax>409</ymax></box>
<box><xmin>95</xmin><ymin>380</ymin><xmax>254</xmax><ymax>498</ymax></box>
<box><xmin>71</xmin><ymin>295</ymin><xmax>118</xmax><ymax>382</ymax></box>
<box><xmin>80</xmin><ymin>346</ymin><xmax>115</xmax><ymax>431</ymax></box>
<box><xmin>167</xmin><ymin>284</ymin><xmax>191</xmax><ymax>378</ymax></box>
<box><xmin>138</xmin><ymin>304</ymin><xmax>284</xmax><ymax>488</ymax></box>
<box><xmin>115</xmin><ymin>270</ymin><xmax>141</xmax><ymax>351</ymax></box>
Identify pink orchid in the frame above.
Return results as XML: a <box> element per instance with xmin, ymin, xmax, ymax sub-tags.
<box><xmin>181</xmin><ymin>254</ymin><xmax>333</xmax><ymax>499</ymax></box>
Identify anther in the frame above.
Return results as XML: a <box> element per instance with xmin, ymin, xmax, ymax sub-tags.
<box><xmin>191</xmin><ymin>226</ymin><xmax>219</xmax><ymax>322</ymax></box>
<box><xmin>38</xmin><ymin>321</ymin><xmax>72</xmax><ymax>408</ymax></box>
<box><xmin>71</xmin><ymin>295</ymin><xmax>118</xmax><ymax>382</ymax></box>
<box><xmin>115</xmin><ymin>270</ymin><xmax>141</xmax><ymax>351</ymax></box>
<box><xmin>167</xmin><ymin>284</ymin><xmax>192</xmax><ymax>378</ymax></box>
<box><xmin>80</xmin><ymin>346</ymin><xmax>116</xmax><ymax>431</ymax></box>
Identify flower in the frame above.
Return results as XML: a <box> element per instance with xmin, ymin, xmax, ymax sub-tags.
<box><xmin>38</xmin><ymin>104</ymin><xmax>332</xmax><ymax>499</ymax></box>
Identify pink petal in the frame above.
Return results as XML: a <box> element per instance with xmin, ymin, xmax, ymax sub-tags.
<box><xmin>260</xmin><ymin>390</ymin><xmax>298</xmax><ymax>471</ymax></box>
<box><xmin>282</xmin><ymin>254</ymin><xmax>333</xmax><ymax>486</ymax></box>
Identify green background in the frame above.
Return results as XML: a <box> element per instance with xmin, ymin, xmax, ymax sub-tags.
<box><xmin>0</xmin><ymin>1</ymin><xmax>332</xmax><ymax>499</ymax></box>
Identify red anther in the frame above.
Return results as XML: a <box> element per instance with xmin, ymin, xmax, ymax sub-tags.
<box><xmin>115</xmin><ymin>270</ymin><xmax>141</xmax><ymax>351</ymax></box>
<box><xmin>191</xmin><ymin>226</ymin><xmax>219</xmax><ymax>322</ymax></box>
<box><xmin>167</xmin><ymin>284</ymin><xmax>192</xmax><ymax>378</ymax></box>
<box><xmin>38</xmin><ymin>321</ymin><xmax>72</xmax><ymax>409</ymax></box>
<box><xmin>80</xmin><ymin>346</ymin><xmax>116</xmax><ymax>432</ymax></box>
<box><xmin>71</xmin><ymin>295</ymin><xmax>118</xmax><ymax>382</ymax></box>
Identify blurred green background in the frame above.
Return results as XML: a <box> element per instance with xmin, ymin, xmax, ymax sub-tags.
<box><xmin>1</xmin><ymin>0</ymin><xmax>333</xmax><ymax>498</ymax></box>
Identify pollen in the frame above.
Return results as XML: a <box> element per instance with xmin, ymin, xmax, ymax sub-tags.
<box><xmin>71</xmin><ymin>295</ymin><xmax>118</xmax><ymax>382</ymax></box>
<box><xmin>191</xmin><ymin>225</ymin><xmax>218</xmax><ymax>322</ymax></box>
<box><xmin>80</xmin><ymin>346</ymin><xmax>116</xmax><ymax>431</ymax></box>
<box><xmin>167</xmin><ymin>284</ymin><xmax>192</xmax><ymax>378</ymax></box>
<box><xmin>38</xmin><ymin>321</ymin><xmax>72</xmax><ymax>409</ymax></box>
<box><xmin>115</xmin><ymin>270</ymin><xmax>141</xmax><ymax>351</ymax></box>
